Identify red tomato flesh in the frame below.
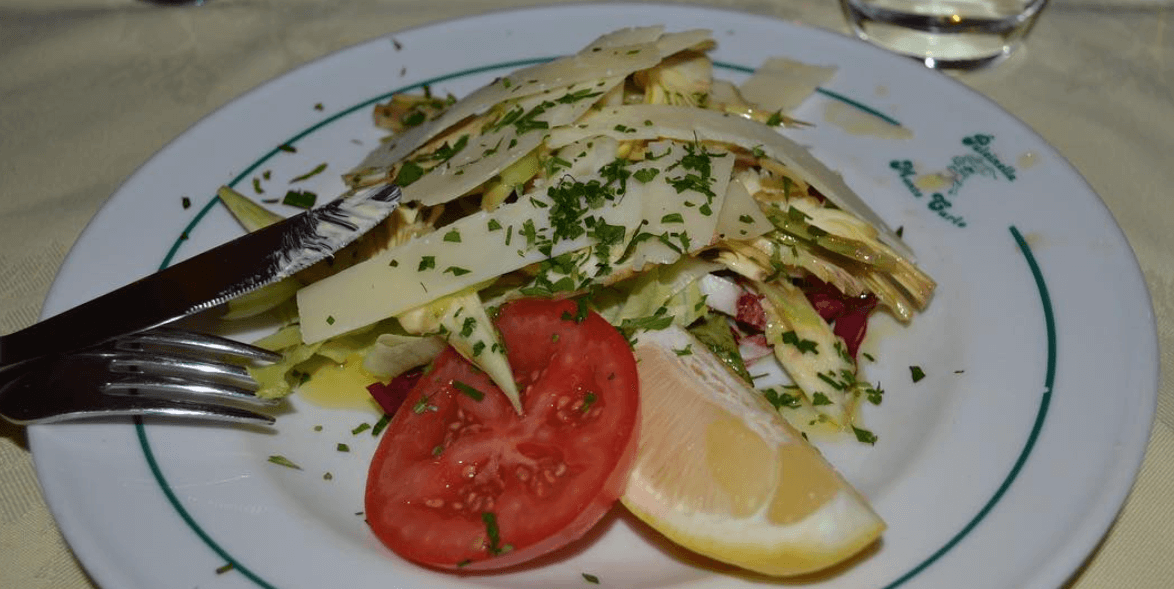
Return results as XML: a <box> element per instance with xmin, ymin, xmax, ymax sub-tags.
<box><xmin>364</xmin><ymin>298</ymin><xmax>641</xmax><ymax>570</ymax></box>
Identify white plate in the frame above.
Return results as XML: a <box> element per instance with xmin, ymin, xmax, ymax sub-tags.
<box><xmin>30</xmin><ymin>4</ymin><xmax>1158</xmax><ymax>589</ymax></box>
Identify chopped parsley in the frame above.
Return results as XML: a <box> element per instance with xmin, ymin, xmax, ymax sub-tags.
<box><xmin>910</xmin><ymin>366</ymin><xmax>926</xmax><ymax>383</ymax></box>
<box><xmin>763</xmin><ymin>387</ymin><xmax>803</xmax><ymax>410</ymax></box>
<box><xmin>290</xmin><ymin>162</ymin><xmax>328</xmax><ymax>183</ymax></box>
<box><xmin>395</xmin><ymin>161</ymin><xmax>425</xmax><ymax>186</ymax></box>
<box><xmin>864</xmin><ymin>383</ymin><xmax>885</xmax><ymax>405</ymax></box>
<box><xmin>372</xmin><ymin>413</ymin><xmax>392</xmax><ymax>436</ymax></box>
<box><xmin>582</xmin><ymin>572</ymin><xmax>601</xmax><ymax>584</ymax></box>
<box><xmin>460</xmin><ymin>317</ymin><xmax>477</xmax><ymax>337</ymax></box>
<box><xmin>488</xmin><ymin>101</ymin><xmax>552</xmax><ymax>135</ymax></box>
<box><xmin>581</xmin><ymin>392</ymin><xmax>597</xmax><ymax>412</ymax></box>
<box><xmin>633</xmin><ymin>167</ymin><xmax>659</xmax><ymax>183</ymax></box>
<box><xmin>481</xmin><ymin>512</ymin><xmax>512</xmax><ymax>555</ymax></box>
<box><xmin>543</xmin><ymin>155</ymin><xmax>572</xmax><ymax>176</ymax></box>
<box><xmin>853</xmin><ymin>426</ymin><xmax>878</xmax><ymax>445</ymax></box>
<box><xmin>412</xmin><ymin>393</ymin><xmax>438</xmax><ymax>414</ymax></box>
<box><xmin>560</xmin><ymin>298</ymin><xmax>591</xmax><ymax>323</ymax></box>
<box><xmin>429</xmin><ymin>134</ymin><xmax>469</xmax><ymax>163</ymax></box>
<box><xmin>617</xmin><ymin>307</ymin><xmax>674</xmax><ymax>341</ymax></box>
<box><xmin>281</xmin><ymin>190</ymin><xmax>317</xmax><ymax>209</ymax></box>
<box><xmin>556</xmin><ymin>88</ymin><xmax>604</xmax><ymax>104</ymax></box>
<box><xmin>781</xmin><ymin>330</ymin><xmax>819</xmax><ymax>354</ymax></box>
<box><xmin>453</xmin><ymin>380</ymin><xmax>485</xmax><ymax>401</ymax></box>
<box><xmin>599</xmin><ymin>158</ymin><xmax>632</xmax><ymax>193</ymax></box>
<box><xmin>267</xmin><ymin>455</ymin><xmax>301</xmax><ymax>470</ymax></box>
<box><xmin>546</xmin><ymin>177</ymin><xmax>617</xmax><ymax>244</ymax></box>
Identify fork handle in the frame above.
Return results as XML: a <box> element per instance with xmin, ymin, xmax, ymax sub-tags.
<box><xmin>0</xmin><ymin>284</ymin><xmax>176</xmax><ymax>374</ymax></box>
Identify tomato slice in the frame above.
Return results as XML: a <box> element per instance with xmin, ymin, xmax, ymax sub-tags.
<box><xmin>364</xmin><ymin>298</ymin><xmax>641</xmax><ymax>570</ymax></box>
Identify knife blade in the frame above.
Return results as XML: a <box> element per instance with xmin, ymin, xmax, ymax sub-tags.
<box><xmin>0</xmin><ymin>183</ymin><xmax>402</xmax><ymax>371</ymax></box>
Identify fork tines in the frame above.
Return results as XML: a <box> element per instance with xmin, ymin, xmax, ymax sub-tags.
<box><xmin>100</xmin><ymin>328</ymin><xmax>284</xmax><ymax>423</ymax></box>
<box><xmin>0</xmin><ymin>328</ymin><xmax>285</xmax><ymax>426</ymax></box>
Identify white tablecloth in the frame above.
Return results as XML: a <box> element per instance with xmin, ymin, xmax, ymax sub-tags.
<box><xmin>1</xmin><ymin>1</ymin><xmax>1171</xmax><ymax>587</ymax></box>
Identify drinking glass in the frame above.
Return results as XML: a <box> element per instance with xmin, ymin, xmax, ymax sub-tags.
<box><xmin>839</xmin><ymin>0</ymin><xmax>1050</xmax><ymax>69</ymax></box>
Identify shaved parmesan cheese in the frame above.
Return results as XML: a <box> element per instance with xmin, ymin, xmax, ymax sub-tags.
<box><xmin>715</xmin><ymin>178</ymin><xmax>773</xmax><ymax>241</ymax></box>
<box><xmin>652</xmin><ymin>29</ymin><xmax>715</xmax><ymax>58</ymax></box>
<box><xmin>300</xmin><ymin>191</ymin><xmax>630</xmax><ymax>342</ymax></box>
<box><xmin>580</xmin><ymin>26</ymin><xmax>665</xmax><ymax>51</ymax></box>
<box><xmin>622</xmin><ymin>140</ymin><xmax>732</xmax><ymax>270</ymax></box>
<box><xmin>739</xmin><ymin>57</ymin><xmax>837</xmax><ymax>113</ymax></box>
<box><xmin>547</xmin><ymin>104</ymin><xmax>912</xmax><ymax>258</ymax></box>
<box><xmin>351</xmin><ymin>29</ymin><xmax>716</xmax><ymax>174</ymax></box>
<box><xmin>402</xmin><ymin>78</ymin><xmax>622</xmax><ymax>207</ymax></box>
<box><xmin>299</xmin><ymin>136</ymin><xmax>737</xmax><ymax>343</ymax></box>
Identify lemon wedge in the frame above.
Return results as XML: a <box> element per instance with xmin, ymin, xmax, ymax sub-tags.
<box><xmin>622</xmin><ymin>326</ymin><xmax>885</xmax><ymax>577</ymax></box>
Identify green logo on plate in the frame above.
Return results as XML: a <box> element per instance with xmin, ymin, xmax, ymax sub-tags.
<box><xmin>889</xmin><ymin>133</ymin><xmax>1020</xmax><ymax>229</ymax></box>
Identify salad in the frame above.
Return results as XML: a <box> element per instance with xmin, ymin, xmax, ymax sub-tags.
<box><xmin>221</xmin><ymin>25</ymin><xmax>934</xmax><ymax>578</ymax></box>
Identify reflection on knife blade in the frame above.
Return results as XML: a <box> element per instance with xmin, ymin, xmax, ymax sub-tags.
<box><xmin>0</xmin><ymin>184</ymin><xmax>402</xmax><ymax>372</ymax></box>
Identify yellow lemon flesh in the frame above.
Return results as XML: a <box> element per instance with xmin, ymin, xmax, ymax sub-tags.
<box><xmin>622</xmin><ymin>326</ymin><xmax>885</xmax><ymax>577</ymax></box>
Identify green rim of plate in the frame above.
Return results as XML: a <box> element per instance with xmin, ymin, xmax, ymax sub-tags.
<box><xmin>133</xmin><ymin>56</ymin><xmax>1055</xmax><ymax>589</ymax></box>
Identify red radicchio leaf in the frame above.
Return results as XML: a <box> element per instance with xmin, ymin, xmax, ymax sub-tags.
<box><xmin>801</xmin><ymin>278</ymin><xmax>878</xmax><ymax>360</ymax></box>
<box><xmin>366</xmin><ymin>367</ymin><xmax>424</xmax><ymax>416</ymax></box>
<box><xmin>832</xmin><ymin>298</ymin><xmax>878</xmax><ymax>359</ymax></box>
<box><xmin>736</xmin><ymin>293</ymin><xmax>767</xmax><ymax>331</ymax></box>
<box><xmin>807</xmin><ymin>290</ymin><xmax>847</xmax><ymax>322</ymax></box>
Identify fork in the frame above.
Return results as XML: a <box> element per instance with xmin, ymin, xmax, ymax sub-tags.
<box><xmin>0</xmin><ymin>327</ymin><xmax>283</xmax><ymax>426</ymax></box>
<box><xmin>0</xmin><ymin>186</ymin><xmax>403</xmax><ymax>427</ymax></box>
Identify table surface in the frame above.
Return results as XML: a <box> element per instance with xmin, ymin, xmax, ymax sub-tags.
<box><xmin>1</xmin><ymin>1</ymin><xmax>1171</xmax><ymax>587</ymax></box>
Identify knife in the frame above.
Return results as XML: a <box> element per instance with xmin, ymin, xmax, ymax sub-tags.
<box><xmin>0</xmin><ymin>183</ymin><xmax>402</xmax><ymax>372</ymax></box>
